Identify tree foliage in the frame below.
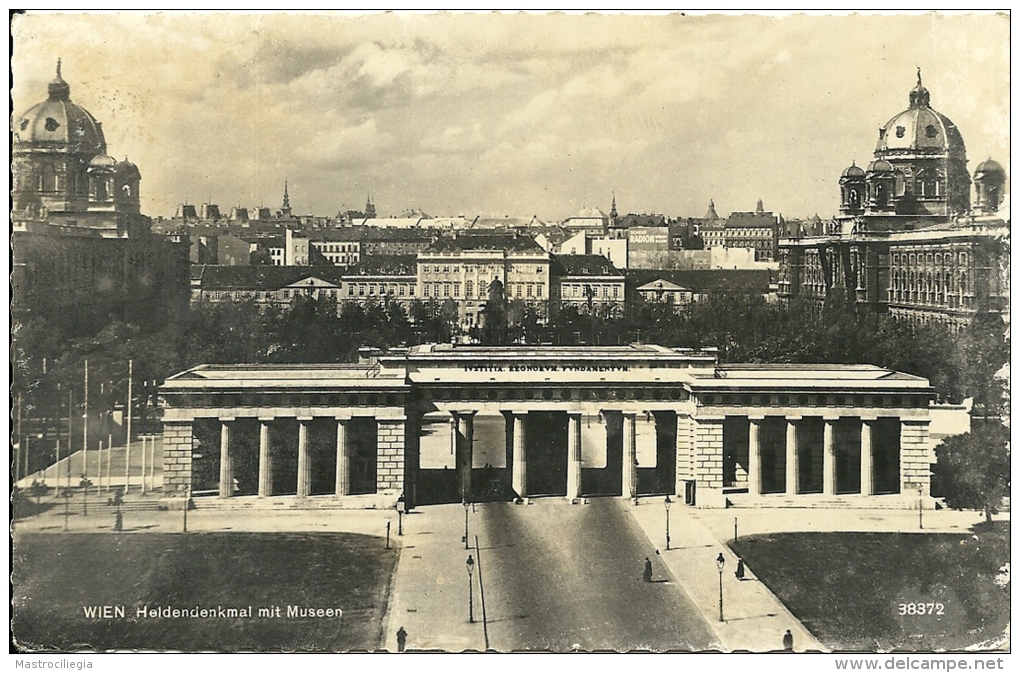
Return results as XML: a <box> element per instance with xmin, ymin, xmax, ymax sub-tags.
<box><xmin>932</xmin><ymin>419</ymin><xmax>1010</xmax><ymax>522</ymax></box>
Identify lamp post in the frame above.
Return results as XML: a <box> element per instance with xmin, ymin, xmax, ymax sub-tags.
<box><xmin>462</xmin><ymin>499</ymin><xmax>470</xmax><ymax>550</ymax></box>
<box><xmin>466</xmin><ymin>554</ymin><xmax>475</xmax><ymax>623</ymax></box>
<box><xmin>918</xmin><ymin>487</ymin><xmax>923</xmax><ymax>530</ymax></box>
<box><xmin>396</xmin><ymin>493</ymin><xmax>405</xmax><ymax>536</ymax></box>
<box><xmin>716</xmin><ymin>553</ymin><xmax>726</xmax><ymax>622</ymax></box>
<box><xmin>664</xmin><ymin>495</ymin><xmax>672</xmax><ymax>551</ymax></box>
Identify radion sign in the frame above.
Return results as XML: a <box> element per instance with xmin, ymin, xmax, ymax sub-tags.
<box><xmin>628</xmin><ymin>226</ymin><xmax>669</xmax><ymax>252</ymax></box>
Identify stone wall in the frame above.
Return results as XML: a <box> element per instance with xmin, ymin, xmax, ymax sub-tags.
<box><xmin>162</xmin><ymin>420</ymin><xmax>193</xmax><ymax>497</ymax></box>
<box><xmin>900</xmin><ymin>419</ymin><xmax>932</xmax><ymax>496</ymax></box>
<box><xmin>376</xmin><ymin>419</ymin><xmax>406</xmax><ymax>493</ymax></box>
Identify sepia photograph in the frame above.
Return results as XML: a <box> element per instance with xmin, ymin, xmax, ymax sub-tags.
<box><xmin>9</xmin><ymin>9</ymin><xmax>1010</xmax><ymax>663</ymax></box>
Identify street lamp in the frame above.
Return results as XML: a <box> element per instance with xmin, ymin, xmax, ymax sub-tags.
<box><xmin>462</xmin><ymin>499</ymin><xmax>470</xmax><ymax>550</ymax></box>
<box><xmin>396</xmin><ymin>493</ymin><xmax>406</xmax><ymax>536</ymax></box>
<box><xmin>664</xmin><ymin>495</ymin><xmax>672</xmax><ymax>551</ymax></box>
<box><xmin>716</xmin><ymin>553</ymin><xmax>726</xmax><ymax>622</ymax></box>
<box><xmin>465</xmin><ymin>554</ymin><xmax>475</xmax><ymax>623</ymax></box>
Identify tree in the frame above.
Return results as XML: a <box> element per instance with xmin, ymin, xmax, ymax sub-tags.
<box><xmin>932</xmin><ymin>420</ymin><xmax>1010</xmax><ymax>523</ymax></box>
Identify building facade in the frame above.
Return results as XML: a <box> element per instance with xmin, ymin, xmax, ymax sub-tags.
<box><xmin>160</xmin><ymin>344</ymin><xmax>939</xmax><ymax>512</ymax></box>
<box><xmin>778</xmin><ymin>73</ymin><xmax>1009</xmax><ymax>329</ymax></box>
<box><xmin>11</xmin><ymin>63</ymin><xmax>189</xmax><ymax>331</ymax></box>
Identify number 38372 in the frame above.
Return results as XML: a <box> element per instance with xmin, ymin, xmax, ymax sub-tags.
<box><xmin>898</xmin><ymin>602</ymin><xmax>945</xmax><ymax>616</ymax></box>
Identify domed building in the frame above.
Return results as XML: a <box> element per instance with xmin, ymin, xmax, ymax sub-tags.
<box><xmin>779</xmin><ymin>71</ymin><xmax>1009</xmax><ymax>330</ymax></box>
<box><xmin>12</xmin><ymin>60</ymin><xmax>143</xmax><ymax>235</ymax></box>
<box><xmin>11</xmin><ymin>62</ymin><xmax>188</xmax><ymax>334</ymax></box>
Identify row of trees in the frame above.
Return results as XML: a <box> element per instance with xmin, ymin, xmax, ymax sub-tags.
<box><xmin>13</xmin><ymin>289</ymin><xmax>1008</xmax><ymax>515</ymax></box>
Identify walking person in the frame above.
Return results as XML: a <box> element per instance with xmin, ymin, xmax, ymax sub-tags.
<box><xmin>642</xmin><ymin>557</ymin><xmax>653</xmax><ymax>583</ymax></box>
<box><xmin>783</xmin><ymin>629</ymin><xmax>794</xmax><ymax>651</ymax></box>
<box><xmin>735</xmin><ymin>558</ymin><xmax>745</xmax><ymax>581</ymax></box>
<box><xmin>396</xmin><ymin>626</ymin><xmax>407</xmax><ymax>652</ymax></box>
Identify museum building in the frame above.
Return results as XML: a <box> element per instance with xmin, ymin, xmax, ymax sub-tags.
<box><xmin>160</xmin><ymin>344</ymin><xmax>937</xmax><ymax>511</ymax></box>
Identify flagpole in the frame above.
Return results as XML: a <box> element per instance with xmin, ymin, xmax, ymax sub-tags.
<box><xmin>125</xmin><ymin>360</ymin><xmax>133</xmax><ymax>492</ymax></box>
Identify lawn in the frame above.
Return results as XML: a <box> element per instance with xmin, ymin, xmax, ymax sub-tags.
<box><xmin>731</xmin><ymin>522</ymin><xmax>1010</xmax><ymax>651</ymax></box>
<box><xmin>12</xmin><ymin>531</ymin><xmax>398</xmax><ymax>652</ymax></box>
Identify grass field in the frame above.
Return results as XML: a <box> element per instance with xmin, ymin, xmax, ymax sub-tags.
<box><xmin>731</xmin><ymin>522</ymin><xmax>1010</xmax><ymax>651</ymax></box>
<box><xmin>12</xmin><ymin>531</ymin><xmax>398</xmax><ymax>652</ymax></box>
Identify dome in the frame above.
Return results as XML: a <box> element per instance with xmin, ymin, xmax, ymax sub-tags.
<box><xmin>89</xmin><ymin>153</ymin><xmax>117</xmax><ymax>168</ymax></box>
<box><xmin>115</xmin><ymin>157</ymin><xmax>141</xmax><ymax>177</ymax></box>
<box><xmin>875</xmin><ymin>73</ymin><xmax>965</xmax><ymax>157</ymax></box>
<box><xmin>866</xmin><ymin>159</ymin><xmax>893</xmax><ymax>173</ymax></box>
<box><xmin>841</xmin><ymin>162</ymin><xmax>865</xmax><ymax>178</ymax></box>
<box><xmin>12</xmin><ymin>61</ymin><xmax>106</xmax><ymax>158</ymax></box>
<box><xmin>975</xmin><ymin>158</ymin><xmax>1005</xmax><ymax>175</ymax></box>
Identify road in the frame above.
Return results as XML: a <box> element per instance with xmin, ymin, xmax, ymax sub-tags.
<box><xmin>475</xmin><ymin>498</ymin><xmax>716</xmax><ymax>651</ymax></box>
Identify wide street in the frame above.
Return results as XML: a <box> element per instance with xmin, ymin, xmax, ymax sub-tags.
<box><xmin>475</xmin><ymin>498</ymin><xmax>716</xmax><ymax>651</ymax></box>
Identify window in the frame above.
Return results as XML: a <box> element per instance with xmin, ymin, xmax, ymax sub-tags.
<box><xmin>925</xmin><ymin>124</ymin><xmax>938</xmax><ymax>138</ymax></box>
<box><xmin>423</xmin><ymin>284</ymin><xmax>431</xmax><ymax>297</ymax></box>
<box><xmin>443</xmin><ymin>284</ymin><xmax>450</xmax><ymax>297</ymax></box>
<box><xmin>516</xmin><ymin>284</ymin><xmax>522</xmax><ymax>298</ymax></box>
<box><xmin>423</xmin><ymin>265</ymin><xmax>430</xmax><ymax>274</ymax></box>
<box><xmin>443</xmin><ymin>266</ymin><xmax>450</xmax><ymax>273</ymax></box>
<box><xmin>613</xmin><ymin>285</ymin><xmax>619</xmax><ymax>298</ymax></box>
<box><xmin>348</xmin><ymin>285</ymin><xmax>355</xmax><ymax>296</ymax></box>
<box><xmin>368</xmin><ymin>285</ymin><xmax>376</xmax><ymax>295</ymax></box>
<box><xmin>466</xmin><ymin>280</ymin><xmax>473</xmax><ymax>297</ymax></box>
<box><xmin>399</xmin><ymin>285</ymin><xmax>405</xmax><ymax>296</ymax></box>
<box><xmin>454</xmin><ymin>283</ymin><xmax>461</xmax><ymax>297</ymax></box>
<box><xmin>526</xmin><ymin>284</ymin><xmax>533</xmax><ymax>298</ymax></box>
<box><xmin>358</xmin><ymin>285</ymin><xmax>365</xmax><ymax>296</ymax></box>
<box><xmin>537</xmin><ymin>286</ymin><xmax>543</xmax><ymax>298</ymax></box>
<box><xmin>409</xmin><ymin>286</ymin><xmax>415</xmax><ymax>296</ymax></box>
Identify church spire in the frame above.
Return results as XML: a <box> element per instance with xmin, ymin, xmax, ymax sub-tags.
<box><xmin>280</xmin><ymin>180</ymin><xmax>292</xmax><ymax>216</ymax></box>
<box><xmin>365</xmin><ymin>193</ymin><xmax>376</xmax><ymax>219</ymax></box>
<box><xmin>755</xmin><ymin>197</ymin><xmax>764</xmax><ymax>215</ymax></box>
<box><xmin>610</xmin><ymin>192</ymin><xmax>618</xmax><ymax>222</ymax></box>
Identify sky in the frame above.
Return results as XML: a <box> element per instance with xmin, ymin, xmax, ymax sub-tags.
<box><xmin>11</xmin><ymin>11</ymin><xmax>1010</xmax><ymax>221</ymax></box>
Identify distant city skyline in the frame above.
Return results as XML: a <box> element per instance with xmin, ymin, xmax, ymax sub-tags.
<box><xmin>12</xmin><ymin>11</ymin><xmax>1009</xmax><ymax>221</ymax></box>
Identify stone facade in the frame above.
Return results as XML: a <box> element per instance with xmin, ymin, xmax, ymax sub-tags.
<box><xmin>162</xmin><ymin>421</ymin><xmax>193</xmax><ymax>499</ymax></box>
<box><xmin>376</xmin><ymin>419</ymin><xmax>406</xmax><ymax>493</ymax></box>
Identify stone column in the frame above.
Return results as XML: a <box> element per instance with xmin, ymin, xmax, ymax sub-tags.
<box><xmin>860</xmin><ymin>419</ymin><xmax>873</xmax><ymax>496</ymax></box>
<box><xmin>566</xmin><ymin>412</ymin><xmax>582</xmax><ymax>501</ymax></box>
<box><xmin>785</xmin><ymin>417</ymin><xmax>799</xmax><ymax>495</ymax></box>
<box><xmin>457</xmin><ymin>413</ymin><xmax>474</xmax><ymax>501</ymax></box>
<box><xmin>296</xmin><ymin>419</ymin><xmax>311</xmax><ymax>498</ymax></box>
<box><xmin>258</xmin><ymin>419</ymin><xmax>273</xmax><ymax>497</ymax></box>
<box><xmin>218</xmin><ymin>420</ymin><xmax>233</xmax><ymax>498</ymax></box>
<box><xmin>622</xmin><ymin>412</ymin><xmax>637</xmax><ymax>498</ymax></box>
<box><xmin>748</xmin><ymin>418</ymin><xmax>762</xmax><ymax>496</ymax></box>
<box><xmin>511</xmin><ymin>413</ymin><xmax>527</xmax><ymax>497</ymax></box>
<box><xmin>335</xmin><ymin>419</ymin><xmax>349</xmax><ymax>497</ymax></box>
<box><xmin>823</xmin><ymin>419</ymin><xmax>836</xmax><ymax>496</ymax></box>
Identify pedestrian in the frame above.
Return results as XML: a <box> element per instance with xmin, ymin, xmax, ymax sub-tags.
<box><xmin>642</xmin><ymin>557</ymin><xmax>653</xmax><ymax>583</ymax></box>
<box><xmin>783</xmin><ymin>629</ymin><xmax>794</xmax><ymax>651</ymax></box>
<box><xmin>396</xmin><ymin>626</ymin><xmax>407</xmax><ymax>653</ymax></box>
<box><xmin>735</xmin><ymin>558</ymin><xmax>745</xmax><ymax>580</ymax></box>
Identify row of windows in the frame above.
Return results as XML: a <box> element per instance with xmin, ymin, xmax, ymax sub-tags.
<box><xmin>347</xmin><ymin>283</ymin><xmax>415</xmax><ymax>297</ymax></box>
<box><xmin>563</xmin><ymin>283</ymin><xmax>622</xmax><ymax>299</ymax></box>
<box><xmin>313</xmin><ymin>243</ymin><xmax>358</xmax><ymax>253</ymax></box>
<box><xmin>422</xmin><ymin>264</ymin><xmax>546</xmax><ymax>275</ymax></box>
<box><xmin>892</xmin><ymin>251</ymin><xmax>969</xmax><ymax>267</ymax></box>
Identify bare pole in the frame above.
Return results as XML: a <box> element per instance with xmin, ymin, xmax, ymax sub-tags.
<box><xmin>140</xmin><ymin>435</ymin><xmax>147</xmax><ymax>494</ymax></box>
<box><xmin>106</xmin><ymin>432</ymin><xmax>113</xmax><ymax>492</ymax></box>
<box><xmin>17</xmin><ymin>393</ymin><xmax>23</xmax><ymax>483</ymax></box>
<box><xmin>148</xmin><ymin>429</ymin><xmax>155</xmax><ymax>489</ymax></box>
<box><xmin>67</xmin><ymin>389</ymin><xmax>73</xmax><ymax>490</ymax></box>
<box><xmin>83</xmin><ymin>359</ymin><xmax>89</xmax><ymax>481</ymax></box>
<box><xmin>125</xmin><ymin>360</ymin><xmax>133</xmax><ymax>492</ymax></box>
<box><xmin>474</xmin><ymin>535</ymin><xmax>490</xmax><ymax>651</ymax></box>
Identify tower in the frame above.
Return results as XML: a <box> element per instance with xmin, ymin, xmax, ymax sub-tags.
<box><xmin>705</xmin><ymin>199</ymin><xmax>719</xmax><ymax>220</ymax></box>
<box><xmin>280</xmin><ymin>180</ymin><xmax>292</xmax><ymax>217</ymax></box>
<box><xmin>973</xmin><ymin>158</ymin><xmax>1006</xmax><ymax>214</ymax></box>
<box><xmin>609</xmin><ymin>193</ymin><xmax>618</xmax><ymax>227</ymax></box>
<box><xmin>365</xmin><ymin>193</ymin><xmax>376</xmax><ymax>219</ymax></box>
<box><xmin>755</xmin><ymin>198</ymin><xmax>764</xmax><ymax>215</ymax></box>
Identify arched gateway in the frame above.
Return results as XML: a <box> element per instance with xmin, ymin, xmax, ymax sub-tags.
<box><xmin>160</xmin><ymin>344</ymin><xmax>936</xmax><ymax>510</ymax></box>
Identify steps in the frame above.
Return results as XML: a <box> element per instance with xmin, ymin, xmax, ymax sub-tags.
<box><xmin>191</xmin><ymin>494</ymin><xmax>395</xmax><ymax>511</ymax></box>
<box><xmin>726</xmin><ymin>494</ymin><xmax>924</xmax><ymax>510</ymax></box>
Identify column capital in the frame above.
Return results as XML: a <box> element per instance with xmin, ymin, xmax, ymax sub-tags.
<box><xmin>822</xmin><ymin>414</ymin><xmax>840</xmax><ymax>422</ymax></box>
<box><xmin>258</xmin><ymin>415</ymin><xmax>275</xmax><ymax>422</ymax></box>
<box><xmin>296</xmin><ymin>416</ymin><xmax>313</xmax><ymax>422</ymax></box>
<box><xmin>218</xmin><ymin>416</ymin><xmax>236</xmax><ymax>423</ymax></box>
<box><xmin>748</xmin><ymin>414</ymin><xmax>766</xmax><ymax>422</ymax></box>
<box><xmin>785</xmin><ymin>415</ymin><xmax>802</xmax><ymax>421</ymax></box>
